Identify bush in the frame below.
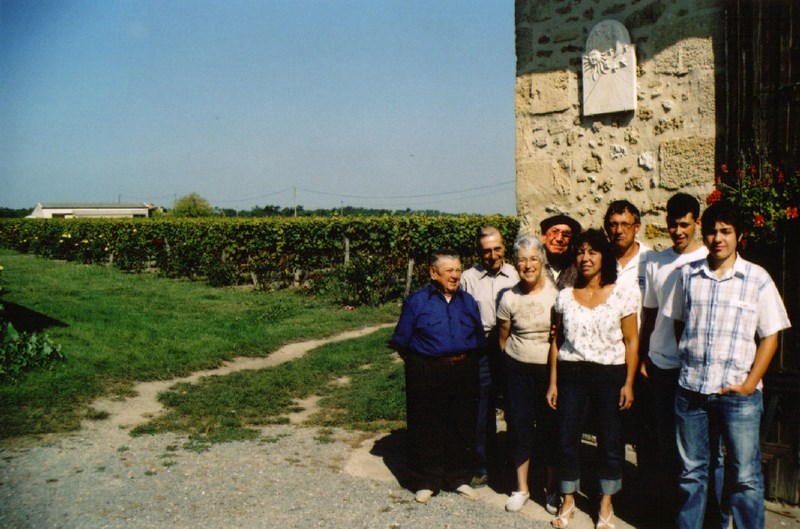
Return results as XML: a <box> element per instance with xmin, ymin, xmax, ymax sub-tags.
<box><xmin>311</xmin><ymin>255</ymin><xmax>407</xmax><ymax>306</ymax></box>
<box><xmin>205</xmin><ymin>260</ymin><xmax>239</xmax><ymax>287</ymax></box>
<box><xmin>0</xmin><ymin>309</ymin><xmax>64</xmax><ymax>381</ymax></box>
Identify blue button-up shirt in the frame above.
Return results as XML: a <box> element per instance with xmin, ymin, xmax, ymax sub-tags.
<box><xmin>391</xmin><ymin>283</ymin><xmax>486</xmax><ymax>358</ymax></box>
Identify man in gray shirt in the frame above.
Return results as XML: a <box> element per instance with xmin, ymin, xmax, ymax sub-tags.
<box><xmin>460</xmin><ymin>226</ymin><xmax>519</xmax><ymax>485</ymax></box>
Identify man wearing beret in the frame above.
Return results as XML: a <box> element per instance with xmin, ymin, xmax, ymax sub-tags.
<box><xmin>540</xmin><ymin>214</ymin><xmax>582</xmax><ymax>290</ymax></box>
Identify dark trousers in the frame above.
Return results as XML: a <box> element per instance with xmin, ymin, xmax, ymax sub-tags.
<box><xmin>557</xmin><ymin>361</ymin><xmax>627</xmax><ymax>496</ymax></box>
<box><xmin>504</xmin><ymin>355</ymin><xmax>557</xmax><ymax>469</ymax></box>
<box><xmin>650</xmin><ymin>366</ymin><xmax>681</xmax><ymax>480</ymax></box>
<box><xmin>475</xmin><ymin>332</ymin><xmax>504</xmax><ymax>476</ymax></box>
<box><xmin>405</xmin><ymin>352</ymin><xmax>479</xmax><ymax>492</ymax></box>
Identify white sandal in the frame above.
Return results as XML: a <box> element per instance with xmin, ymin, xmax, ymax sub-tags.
<box><xmin>596</xmin><ymin>508</ymin><xmax>615</xmax><ymax>529</ymax></box>
<box><xmin>550</xmin><ymin>500</ymin><xmax>575</xmax><ymax>528</ymax></box>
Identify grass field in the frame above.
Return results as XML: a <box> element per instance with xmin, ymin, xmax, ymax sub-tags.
<box><xmin>0</xmin><ymin>249</ymin><xmax>403</xmax><ymax>440</ymax></box>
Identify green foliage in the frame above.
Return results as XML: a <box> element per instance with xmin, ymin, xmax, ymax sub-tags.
<box><xmin>0</xmin><ymin>216</ymin><xmax>519</xmax><ymax>301</ymax></box>
<box><xmin>310</xmin><ymin>255</ymin><xmax>407</xmax><ymax>306</ymax></box>
<box><xmin>0</xmin><ymin>249</ymin><xmax>398</xmax><ymax>438</ymax></box>
<box><xmin>0</xmin><ymin>265</ymin><xmax>64</xmax><ymax>381</ymax></box>
<box><xmin>0</xmin><ymin>309</ymin><xmax>64</xmax><ymax>381</ymax></box>
<box><xmin>171</xmin><ymin>192</ymin><xmax>213</xmax><ymax>218</ymax></box>
<box><xmin>707</xmin><ymin>162</ymin><xmax>800</xmax><ymax>245</ymax></box>
<box><xmin>0</xmin><ymin>208</ymin><xmax>32</xmax><ymax>219</ymax></box>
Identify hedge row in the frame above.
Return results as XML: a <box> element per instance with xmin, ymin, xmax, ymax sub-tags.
<box><xmin>0</xmin><ymin>216</ymin><xmax>519</xmax><ymax>289</ymax></box>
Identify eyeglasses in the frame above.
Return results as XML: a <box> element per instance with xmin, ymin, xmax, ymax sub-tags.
<box><xmin>545</xmin><ymin>228</ymin><xmax>573</xmax><ymax>239</ymax></box>
<box><xmin>516</xmin><ymin>257</ymin><xmax>542</xmax><ymax>265</ymax></box>
<box><xmin>606</xmin><ymin>222</ymin><xmax>636</xmax><ymax>230</ymax></box>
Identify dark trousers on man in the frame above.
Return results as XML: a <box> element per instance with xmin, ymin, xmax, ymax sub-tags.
<box><xmin>405</xmin><ymin>351</ymin><xmax>479</xmax><ymax>492</ymax></box>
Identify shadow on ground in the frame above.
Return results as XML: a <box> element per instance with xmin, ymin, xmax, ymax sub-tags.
<box><xmin>1</xmin><ymin>301</ymin><xmax>67</xmax><ymax>333</ymax></box>
<box><xmin>367</xmin><ymin>423</ymin><xmax>741</xmax><ymax>528</ymax></box>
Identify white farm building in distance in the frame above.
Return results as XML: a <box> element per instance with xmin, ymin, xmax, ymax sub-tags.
<box><xmin>26</xmin><ymin>203</ymin><xmax>153</xmax><ymax>219</ymax></box>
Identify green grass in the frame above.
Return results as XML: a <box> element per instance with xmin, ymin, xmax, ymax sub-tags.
<box><xmin>131</xmin><ymin>327</ymin><xmax>406</xmax><ymax>441</ymax></box>
<box><xmin>0</xmin><ymin>249</ymin><xmax>400</xmax><ymax>439</ymax></box>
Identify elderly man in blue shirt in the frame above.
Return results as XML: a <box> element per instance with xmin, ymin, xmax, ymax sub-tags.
<box><xmin>391</xmin><ymin>249</ymin><xmax>486</xmax><ymax>504</ymax></box>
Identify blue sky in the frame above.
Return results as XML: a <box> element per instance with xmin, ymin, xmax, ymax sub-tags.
<box><xmin>1</xmin><ymin>0</ymin><xmax>516</xmax><ymax>214</ymax></box>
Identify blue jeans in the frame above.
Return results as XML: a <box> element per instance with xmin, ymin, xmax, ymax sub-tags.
<box><xmin>556</xmin><ymin>361</ymin><xmax>626</xmax><ymax>496</ymax></box>
<box><xmin>675</xmin><ymin>387</ymin><xmax>764</xmax><ymax>529</ymax></box>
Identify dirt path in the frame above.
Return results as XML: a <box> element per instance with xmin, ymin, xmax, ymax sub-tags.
<box><xmin>83</xmin><ymin>323</ymin><xmax>395</xmax><ymax>432</ymax></box>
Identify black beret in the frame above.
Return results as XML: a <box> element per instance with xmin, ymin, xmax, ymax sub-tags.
<box><xmin>540</xmin><ymin>214</ymin><xmax>582</xmax><ymax>235</ymax></box>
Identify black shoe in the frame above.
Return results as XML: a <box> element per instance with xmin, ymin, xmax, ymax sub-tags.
<box><xmin>470</xmin><ymin>474</ymin><xmax>489</xmax><ymax>487</ymax></box>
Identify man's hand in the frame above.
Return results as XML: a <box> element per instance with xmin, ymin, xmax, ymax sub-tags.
<box><xmin>719</xmin><ymin>383</ymin><xmax>757</xmax><ymax>396</ymax></box>
<box><xmin>639</xmin><ymin>358</ymin><xmax>650</xmax><ymax>379</ymax></box>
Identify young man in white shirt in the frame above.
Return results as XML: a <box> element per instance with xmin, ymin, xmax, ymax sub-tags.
<box><xmin>665</xmin><ymin>200</ymin><xmax>791</xmax><ymax>529</ymax></box>
<box><xmin>639</xmin><ymin>193</ymin><xmax>708</xmax><ymax>521</ymax></box>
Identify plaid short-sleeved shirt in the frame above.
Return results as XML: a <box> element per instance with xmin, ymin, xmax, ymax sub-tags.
<box><xmin>664</xmin><ymin>255</ymin><xmax>791</xmax><ymax>394</ymax></box>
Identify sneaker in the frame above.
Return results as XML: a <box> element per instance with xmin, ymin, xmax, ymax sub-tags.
<box><xmin>470</xmin><ymin>474</ymin><xmax>489</xmax><ymax>487</ymax></box>
<box><xmin>415</xmin><ymin>489</ymin><xmax>433</xmax><ymax>503</ymax></box>
<box><xmin>545</xmin><ymin>490</ymin><xmax>560</xmax><ymax>515</ymax></box>
<box><xmin>505</xmin><ymin>491</ymin><xmax>530</xmax><ymax>512</ymax></box>
<box><xmin>456</xmin><ymin>484</ymin><xmax>480</xmax><ymax>501</ymax></box>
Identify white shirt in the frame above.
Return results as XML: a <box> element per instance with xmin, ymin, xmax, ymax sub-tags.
<box><xmin>642</xmin><ymin>245</ymin><xmax>708</xmax><ymax>369</ymax></box>
<box><xmin>616</xmin><ymin>241</ymin><xmax>650</xmax><ymax>326</ymax></box>
<box><xmin>554</xmin><ymin>284</ymin><xmax>640</xmax><ymax>365</ymax></box>
<box><xmin>616</xmin><ymin>240</ymin><xmax>651</xmax><ymax>295</ymax></box>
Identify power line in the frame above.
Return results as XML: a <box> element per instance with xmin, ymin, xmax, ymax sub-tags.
<box><xmin>296</xmin><ymin>180</ymin><xmax>514</xmax><ymax>200</ymax></box>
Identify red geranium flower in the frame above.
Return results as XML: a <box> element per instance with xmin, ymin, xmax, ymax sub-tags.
<box><xmin>778</xmin><ymin>171</ymin><xmax>785</xmax><ymax>184</ymax></box>
<box><xmin>754</xmin><ymin>213</ymin><xmax>766</xmax><ymax>227</ymax></box>
<box><xmin>787</xmin><ymin>207</ymin><xmax>799</xmax><ymax>219</ymax></box>
<box><xmin>720</xmin><ymin>163</ymin><xmax>728</xmax><ymax>173</ymax></box>
<box><xmin>750</xmin><ymin>164</ymin><xmax>757</xmax><ymax>176</ymax></box>
<box><xmin>706</xmin><ymin>189</ymin><xmax>722</xmax><ymax>206</ymax></box>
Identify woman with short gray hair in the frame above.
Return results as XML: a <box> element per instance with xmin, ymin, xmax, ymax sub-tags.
<box><xmin>497</xmin><ymin>234</ymin><xmax>560</xmax><ymax>514</ymax></box>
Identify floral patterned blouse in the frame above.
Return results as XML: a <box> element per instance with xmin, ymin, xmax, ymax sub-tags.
<box><xmin>554</xmin><ymin>284</ymin><xmax>640</xmax><ymax>365</ymax></box>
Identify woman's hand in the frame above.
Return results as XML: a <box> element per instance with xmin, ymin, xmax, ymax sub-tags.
<box><xmin>546</xmin><ymin>383</ymin><xmax>558</xmax><ymax>410</ymax></box>
<box><xmin>618</xmin><ymin>383</ymin><xmax>634</xmax><ymax>410</ymax></box>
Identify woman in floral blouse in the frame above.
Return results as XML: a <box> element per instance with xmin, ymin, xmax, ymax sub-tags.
<box><xmin>546</xmin><ymin>229</ymin><xmax>639</xmax><ymax>529</ymax></box>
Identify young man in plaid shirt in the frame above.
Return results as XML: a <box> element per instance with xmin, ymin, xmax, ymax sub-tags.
<box><xmin>665</xmin><ymin>200</ymin><xmax>791</xmax><ymax>529</ymax></box>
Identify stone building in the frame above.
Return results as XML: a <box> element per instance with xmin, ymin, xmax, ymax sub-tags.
<box><xmin>514</xmin><ymin>0</ymin><xmax>796</xmax><ymax>248</ymax></box>
<box><xmin>515</xmin><ymin>0</ymin><xmax>800</xmax><ymax>503</ymax></box>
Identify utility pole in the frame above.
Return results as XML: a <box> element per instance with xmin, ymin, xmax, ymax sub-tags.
<box><xmin>293</xmin><ymin>186</ymin><xmax>297</xmax><ymax>217</ymax></box>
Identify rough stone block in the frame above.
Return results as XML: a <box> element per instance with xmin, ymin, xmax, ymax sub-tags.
<box><xmin>658</xmin><ymin>137</ymin><xmax>715</xmax><ymax>190</ymax></box>
<box><xmin>516</xmin><ymin>159</ymin><xmax>573</xmax><ymax>202</ymax></box>
<box><xmin>516</xmin><ymin>70</ymin><xmax>572</xmax><ymax>115</ymax></box>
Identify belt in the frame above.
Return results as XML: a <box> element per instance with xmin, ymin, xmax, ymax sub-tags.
<box><xmin>434</xmin><ymin>353</ymin><xmax>468</xmax><ymax>363</ymax></box>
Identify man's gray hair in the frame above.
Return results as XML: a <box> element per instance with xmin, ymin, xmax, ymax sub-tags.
<box><xmin>428</xmin><ymin>249</ymin><xmax>461</xmax><ymax>268</ymax></box>
<box><xmin>475</xmin><ymin>226</ymin><xmax>503</xmax><ymax>246</ymax></box>
<box><xmin>512</xmin><ymin>234</ymin><xmax>548</xmax><ymax>267</ymax></box>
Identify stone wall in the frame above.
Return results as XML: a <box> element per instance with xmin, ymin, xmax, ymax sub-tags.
<box><xmin>515</xmin><ymin>0</ymin><xmax>723</xmax><ymax>247</ymax></box>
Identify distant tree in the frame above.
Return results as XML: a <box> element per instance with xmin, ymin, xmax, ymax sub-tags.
<box><xmin>171</xmin><ymin>193</ymin><xmax>213</xmax><ymax>218</ymax></box>
<box><xmin>0</xmin><ymin>207</ymin><xmax>33</xmax><ymax>218</ymax></box>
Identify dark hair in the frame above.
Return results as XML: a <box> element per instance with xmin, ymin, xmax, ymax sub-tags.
<box><xmin>701</xmin><ymin>200</ymin><xmax>740</xmax><ymax>238</ymax></box>
<box><xmin>429</xmin><ymin>249</ymin><xmax>460</xmax><ymax>268</ymax></box>
<box><xmin>604</xmin><ymin>200</ymin><xmax>641</xmax><ymax>226</ymax></box>
<box><xmin>666</xmin><ymin>193</ymin><xmax>700</xmax><ymax>221</ymax></box>
<box><xmin>574</xmin><ymin>229</ymin><xmax>618</xmax><ymax>286</ymax></box>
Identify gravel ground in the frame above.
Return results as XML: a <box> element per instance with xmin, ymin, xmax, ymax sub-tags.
<box><xmin>0</xmin><ymin>425</ymin><xmax>558</xmax><ymax>529</ymax></box>
<box><xmin>2</xmin><ymin>321</ymin><xmax>796</xmax><ymax>529</ymax></box>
